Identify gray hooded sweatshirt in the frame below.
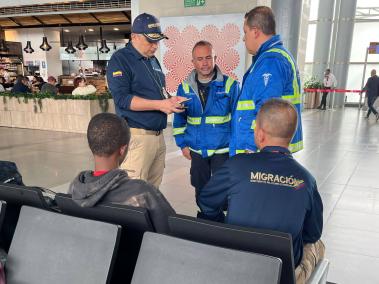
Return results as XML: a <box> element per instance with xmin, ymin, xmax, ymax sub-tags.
<box><xmin>69</xmin><ymin>169</ymin><xmax>175</xmax><ymax>233</ymax></box>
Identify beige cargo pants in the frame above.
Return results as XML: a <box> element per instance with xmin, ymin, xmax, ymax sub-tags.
<box><xmin>120</xmin><ymin>128</ymin><xmax>166</xmax><ymax>188</ymax></box>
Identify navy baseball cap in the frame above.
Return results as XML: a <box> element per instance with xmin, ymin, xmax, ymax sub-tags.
<box><xmin>132</xmin><ymin>13</ymin><xmax>168</xmax><ymax>42</ymax></box>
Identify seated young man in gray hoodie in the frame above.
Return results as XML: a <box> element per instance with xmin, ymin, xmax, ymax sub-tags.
<box><xmin>69</xmin><ymin>112</ymin><xmax>175</xmax><ymax>233</ymax></box>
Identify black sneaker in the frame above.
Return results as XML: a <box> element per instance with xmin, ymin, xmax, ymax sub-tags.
<box><xmin>376</xmin><ymin>114</ymin><xmax>379</xmax><ymax>122</ymax></box>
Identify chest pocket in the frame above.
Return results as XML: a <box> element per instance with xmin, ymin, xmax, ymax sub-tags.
<box><xmin>211</xmin><ymin>77</ymin><xmax>235</xmax><ymax>115</ymax></box>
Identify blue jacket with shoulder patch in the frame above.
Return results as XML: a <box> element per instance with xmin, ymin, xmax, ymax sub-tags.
<box><xmin>173</xmin><ymin>66</ymin><xmax>239</xmax><ymax>158</ymax></box>
<box><xmin>230</xmin><ymin>35</ymin><xmax>303</xmax><ymax>155</ymax></box>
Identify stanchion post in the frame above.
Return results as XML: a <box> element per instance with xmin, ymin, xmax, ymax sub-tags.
<box><xmin>330</xmin><ymin>89</ymin><xmax>335</xmax><ymax>110</ymax></box>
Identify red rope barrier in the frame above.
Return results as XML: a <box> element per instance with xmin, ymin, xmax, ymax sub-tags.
<box><xmin>304</xmin><ymin>88</ymin><xmax>364</xmax><ymax>93</ymax></box>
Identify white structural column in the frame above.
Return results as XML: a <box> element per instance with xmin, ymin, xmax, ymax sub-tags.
<box><xmin>271</xmin><ymin>0</ymin><xmax>303</xmax><ymax>61</ymax></box>
<box><xmin>313</xmin><ymin>0</ymin><xmax>335</xmax><ymax>81</ymax></box>
<box><xmin>297</xmin><ymin>0</ymin><xmax>311</xmax><ymax>84</ymax></box>
<box><xmin>329</xmin><ymin>0</ymin><xmax>357</xmax><ymax>107</ymax></box>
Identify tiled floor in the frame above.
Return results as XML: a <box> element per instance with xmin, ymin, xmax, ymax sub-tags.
<box><xmin>1</xmin><ymin>107</ymin><xmax>379</xmax><ymax>283</ymax></box>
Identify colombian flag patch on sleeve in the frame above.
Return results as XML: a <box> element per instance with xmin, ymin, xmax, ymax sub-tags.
<box><xmin>112</xmin><ymin>71</ymin><xmax>123</xmax><ymax>77</ymax></box>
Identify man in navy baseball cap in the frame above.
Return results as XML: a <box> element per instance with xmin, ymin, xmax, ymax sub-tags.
<box><xmin>107</xmin><ymin>12</ymin><xmax>186</xmax><ymax>189</ymax></box>
<box><xmin>132</xmin><ymin>13</ymin><xmax>168</xmax><ymax>42</ymax></box>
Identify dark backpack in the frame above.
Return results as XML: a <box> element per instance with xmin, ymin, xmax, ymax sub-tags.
<box><xmin>0</xmin><ymin>161</ymin><xmax>24</xmax><ymax>186</ymax></box>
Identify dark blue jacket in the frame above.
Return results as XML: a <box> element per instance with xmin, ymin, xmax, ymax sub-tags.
<box><xmin>363</xmin><ymin>75</ymin><xmax>379</xmax><ymax>99</ymax></box>
<box><xmin>11</xmin><ymin>82</ymin><xmax>30</xmax><ymax>94</ymax></box>
<box><xmin>198</xmin><ymin>146</ymin><xmax>323</xmax><ymax>266</ymax></box>
<box><xmin>107</xmin><ymin>42</ymin><xmax>167</xmax><ymax>131</ymax></box>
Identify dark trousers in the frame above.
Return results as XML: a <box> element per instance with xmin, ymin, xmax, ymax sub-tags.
<box><xmin>367</xmin><ymin>96</ymin><xmax>378</xmax><ymax>117</ymax></box>
<box><xmin>319</xmin><ymin>87</ymin><xmax>331</xmax><ymax>109</ymax></box>
<box><xmin>190</xmin><ymin>151</ymin><xmax>228</xmax><ymax>212</ymax></box>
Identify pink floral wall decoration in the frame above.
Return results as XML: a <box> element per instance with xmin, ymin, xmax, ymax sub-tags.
<box><xmin>160</xmin><ymin>14</ymin><xmax>246</xmax><ymax>94</ymax></box>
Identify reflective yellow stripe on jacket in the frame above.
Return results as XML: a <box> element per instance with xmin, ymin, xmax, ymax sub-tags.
<box><xmin>225</xmin><ymin>77</ymin><xmax>235</xmax><ymax>94</ymax></box>
<box><xmin>187</xmin><ymin>117</ymin><xmax>201</xmax><ymax>125</ymax></box>
<box><xmin>173</xmin><ymin>127</ymin><xmax>186</xmax><ymax>136</ymax></box>
<box><xmin>182</xmin><ymin>82</ymin><xmax>190</xmax><ymax>94</ymax></box>
<box><xmin>205</xmin><ymin>114</ymin><xmax>231</xmax><ymax>124</ymax></box>
<box><xmin>187</xmin><ymin>114</ymin><xmax>231</xmax><ymax>125</ymax></box>
<box><xmin>189</xmin><ymin>147</ymin><xmax>229</xmax><ymax>156</ymax></box>
<box><xmin>266</xmin><ymin>48</ymin><xmax>301</xmax><ymax>105</ymax></box>
<box><xmin>236</xmin><ymin>100</ymin><xmax>255</xmax><ymax>111</ymax></box>
<box><xmin>288</xmin><ymin>141</ymin><xmax>303</xmax><ymax>153</ymax></box>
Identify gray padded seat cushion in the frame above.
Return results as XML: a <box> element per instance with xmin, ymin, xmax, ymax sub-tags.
<box><xmin>6</xmin><ymin>206</ymin><xmax>120</xmax><ymax>284</ymax></box>
<box><xmin>132</xmin><ymin>232</ymin><xmax>282</xmax><ymax>284</ymax></box>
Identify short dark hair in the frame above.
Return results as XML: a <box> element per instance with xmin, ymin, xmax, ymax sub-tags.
<box><xmin>74</xmin><ymin>77</ymin><xmax>85</xmax><ymax>88</ymax></box>
<box><xmin>87</xmin><ymin>113</ymin><xmax>131</xmax><ymax>157</ymax></box>
<box><xmin>257</xmin><ymin>98</ymin><xmax>298</xmax><ymax>140</ymax></box>
<box><xmin>245</xmin><ymin>6</ymin><xmax>276</xmax><ymax>35</ymax></box>
<box><xmin>192</xmin><ymin>40</ymin><xmax>213</xmax><ymax>54</ymax></box>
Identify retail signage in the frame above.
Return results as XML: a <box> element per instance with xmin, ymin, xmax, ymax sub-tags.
<box><xmin>184</xmin><ymin>0</ymin><xmax>205</xmax><ymax>8</ymax></box>
<box><xmin>368</xmin><ymin>42</ymin><xmax>379</xmax><ymax>54</ymax></box>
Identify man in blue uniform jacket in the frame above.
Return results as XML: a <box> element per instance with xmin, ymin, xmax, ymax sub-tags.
<box><xmin>230</xmin><ymin>6</ymin><xmax>303</xmax><ymax>155</ymax></box>
<box><xmin>199</xmin><ymin>99</ymin><xmax>324</xmax><ymax>284</ymax></box>
<box><xmin>173</xmin><ymin>41</ymin><xmax>239</xmax><ymax>210</ymax></box>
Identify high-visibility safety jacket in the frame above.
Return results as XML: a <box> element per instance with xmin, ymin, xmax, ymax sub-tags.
<box><xmin>173</xmin><ymin>66</ymin><xmax>239</xmax><ymax>158</ymax></box>
<box><xmin>229</xmin><ymin>35</ymin><xmax>303</xmax><ymax>156</ymax></box>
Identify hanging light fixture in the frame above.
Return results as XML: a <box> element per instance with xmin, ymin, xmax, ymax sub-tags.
<box><xmin>40</xmin><ymin>36</ymin><xmax>52</xmax><ymax>51</ymax></box>
<box><xmin>98</xmin><ymin>27</ymin><xmax>110</xmax><ymax>53</ymax></box>
<box><xmin>99</xmin><ymin>39</ymin><xmax>110</xmax><ymax>53</ymax></box>
<box><xmin>76</xmin><ymin>35</ymin><xmax>88</xmax><ymax>50</ymax></box>
<box><xmin>65</xmin><ymin>41</ymin><xmax>76</xmax><ymax>54</ymax></box>
<box><xmin>0</xmin><ymin>39</ymin><xmax>9</xmax><ymax>53</ymax></box>
<box><xmin>23</xmin><ymin>41</ymin><xmax>34</xmax><ymax>54</ymax></box>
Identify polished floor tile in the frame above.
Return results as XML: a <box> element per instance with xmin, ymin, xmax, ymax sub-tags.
<box><xmin>326</xmin><ymin>250</ymin><xmax>379</xmax><ymax>284</ymax></box>
<box><xmin>1</xmin><ymin>107</ymin><xmax>379</xmax><ymax>283</ymax></box>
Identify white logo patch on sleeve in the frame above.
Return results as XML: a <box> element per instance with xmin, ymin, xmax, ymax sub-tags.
<box><xmin>262</xmin><ymin>73</ymin><xmax>272</xmax><ymax>86</ymax></box>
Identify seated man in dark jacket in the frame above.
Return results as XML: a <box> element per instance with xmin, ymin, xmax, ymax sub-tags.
<box><xmin>11</xmin><ymin>75</ymin><xmax>31</xmax><ymax>94</ymax></box>
<box><xmin>69</xmin><ymin>113</ymin><xmax>175</xmax><ymax>233</ymax></box>
<box><xmin>198</xmin><ymin>99</ymin><xmax>324</xmax><ymax>284</ymax></box>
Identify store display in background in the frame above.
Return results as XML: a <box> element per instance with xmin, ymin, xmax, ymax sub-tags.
<box><xmin>0</xmin><ymin>41</ymin><xmax>24</xmax><ymax>81</ymax></box>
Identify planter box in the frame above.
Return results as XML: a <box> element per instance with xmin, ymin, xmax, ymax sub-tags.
<box><xmin>303</xmin><ymin>92</ymin><xmax>320</xmax><ymax>109</ymax></box>
<box><xmin>0</xmin><ymin>97</ymin><xmax>115</xmax><ymax>133</ymax></box>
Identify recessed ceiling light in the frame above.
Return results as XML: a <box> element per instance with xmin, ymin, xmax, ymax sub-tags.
<box><xmin>88</xmin><ymin>28</ymin><xmax>94</xmax><ymax>32</ymax></box>
<box><xmin>64</xmin><ymin>29</ymin><xmax>70</xmax><ymax>33</ymax></box>
<box><xmin>113</xmin><ymin>28</ymin><xmax>120</xmax><ymax>31</ymax></box>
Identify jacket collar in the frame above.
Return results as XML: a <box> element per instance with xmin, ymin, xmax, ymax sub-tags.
<box><xmin>261</xmin><ymin>146</ymin><xmax>291</xmax><ymax>155</ymax></box>
<box><xmin>243</xmin><ymin>35</ymin><xmax>283</xmax><ymax>86</ymax></box>
<box><xmin>254</xmin><ymin>34</ymin><xmax>283</xmax><ymax>62</ymax></box>
<box><xmin>184</xmin><ymin>65</ymin><xmax>224</xmax><ymax>94</ymax></box>
<box><xmin>124</xmin><ymin>42</ymin><xmax>147</xmax><ymax>60</ymax></box>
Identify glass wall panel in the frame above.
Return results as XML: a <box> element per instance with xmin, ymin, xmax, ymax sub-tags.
<box><xmin>303</xmin><ymin>63</ymin><xmax>314</xmax><ymax>81</ymax></box>
<box><xmin>309</xmin><ymin>0</ymin><xmax>320</xmax><ymax>21</ymax></box>
<box><xmin>305</xmin><ymin>24</ymin><xmax>316</xmax><ymax>63</ymax></box>
<box><xmin>350</xmin><ymin>22</ymin><xmax>379</xmax><ymax>63</ymax></box>
<box><xmin>345</xmin><ymin>63</ymin><xmax>378</xmax><ymax>103</ymax></box>
<box><xmin>357</xmin><ymin>0</ymin><xmax>377</xmax><ymax>7</ymax></box>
